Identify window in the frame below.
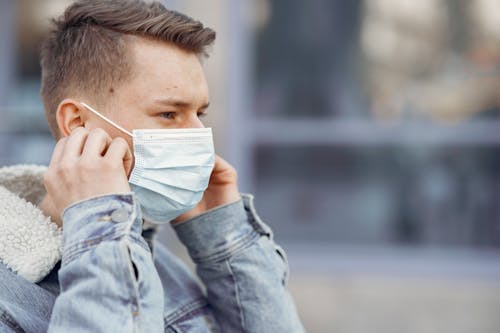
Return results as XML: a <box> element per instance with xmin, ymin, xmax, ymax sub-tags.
<box><xmin>247</xmin><ymin>0</ymin><xmax>500</xmax><ymax>250</ymax></box>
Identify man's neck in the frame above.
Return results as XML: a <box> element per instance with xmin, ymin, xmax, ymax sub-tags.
<box><xmin>38</xmin><ymin>194</ymin><xmax>62</xmax><ymax>228</ymax></box>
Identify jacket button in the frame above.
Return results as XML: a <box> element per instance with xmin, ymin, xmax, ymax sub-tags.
<box><xmin>111</xmin><ymin>208</ymin><xmax>130</xmax><ymax>223</ymax></box>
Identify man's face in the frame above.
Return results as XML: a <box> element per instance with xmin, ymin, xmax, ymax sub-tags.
<box><xmin>83</xmin><ymin>36</ymin><xmax>210</xmax><ymax>149</ymax></box>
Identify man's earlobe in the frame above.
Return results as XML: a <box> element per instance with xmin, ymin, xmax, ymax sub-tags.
<box><xmin>56</xmin><ymin>99</ymin><xmax>85</xmax><ymax>137</ymax></box>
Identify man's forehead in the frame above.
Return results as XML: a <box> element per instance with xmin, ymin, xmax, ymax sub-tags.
<box><xmin>127</xmin><ymin>36</ymin><xmax>202</xmax><ymax>71</ymax></box>
<box><xmin>121</xmin><ymin>37</ymin><xmax>209</xmax><ymax>106</ymax></box>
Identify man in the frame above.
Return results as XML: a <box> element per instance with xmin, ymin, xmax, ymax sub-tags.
<box><xmin>0</xmin><ymin>0</ymin><xmax>305</xmax><ymax>332</ymax></box>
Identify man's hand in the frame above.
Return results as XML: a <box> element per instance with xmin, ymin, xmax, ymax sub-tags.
<box><xmin>44</xmin><ymin>127</ymin><xmax>133</xmax><ymax>217</ymax></box>
<box><xmin>172</xmin><ymin>154</ymin><xmax>241</xmax><ymax>224</ymax></box>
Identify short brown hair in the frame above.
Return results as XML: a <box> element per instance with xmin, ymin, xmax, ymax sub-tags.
<box><xmin>40</xmin><ymin>0</ymin><xmax>216</xmax><ymax>138</ymax></box>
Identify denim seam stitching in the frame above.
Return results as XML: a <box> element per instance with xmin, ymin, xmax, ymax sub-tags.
<box><xmin>63</xmin><ymin>230</ymin><xmax>126</xmax><ymax>264</ymax></box>
<box><xmin>122</xmin><ymin>240</ymin><xmax>142</xmax><ymax>321</ymax></box>
<box><xmin>226</xmin><ymin>259</ymin><xmax>245</xmax><ymax>330</ymax></box>
<box><xmin>244</xmin><ymin>200</ymin><xmax>273</xmax><ymax>238</ymax></box>
<box><xmin>0</xmin><ymin>310</ymin><xmax>25</xmax><ymax>333</ymax></box>
<box><xmin>193</xmin><ymin>230</ymin><xmax>259</xmax><ymax>264</ymax></box>
<box><xmin>62</xmin><ymin>194</ymin><xmax>134</xmax><ymax>220</ymax></box>
<box><xmin>63</xmin><ymin>230</ymin><xmax>151</xmax><ymax>264</ymax></box>
<box><xmin>129</xmin><ymin>233</ymin><xmax>151</xmax><ymax>253</ymax></box>
<box><xmin>163</xmin><ymin>298</ymin><xmax>208</xmax><ymax>325</ymax></box>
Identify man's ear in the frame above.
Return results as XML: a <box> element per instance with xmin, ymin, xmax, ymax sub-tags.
<box><xmin>56</xmin><ymin>99</ymin><xmax>86</xmax><ymax>137</ymax></box>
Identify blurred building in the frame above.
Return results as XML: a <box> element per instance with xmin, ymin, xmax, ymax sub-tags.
<box><xmin>1</xmin><ymin>0</ymin><xmax>500</xmax><ymax>332</ymax></box>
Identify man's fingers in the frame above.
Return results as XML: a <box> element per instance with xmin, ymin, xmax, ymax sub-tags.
<box><xmin>212</xmin><ymin>154</ymin><xmax>235</xmax><ymax>176</ymax></box>
<box><xmin>62</xmin><ymin>127</ymin><xmax>89</xmax><ymax>158</ymax></box>
<box><xmin>105</xmin><ymin>137</ymin><xmax>133</xmax><ymax>176</ymax></box>
<box><xmin>213</xmin><ymin>154</ymin><xmax>229</xmax><ymax>171</ymax></box>
<box><xmin>48</xmin><ymin>137</ymin><xmax>67</xmax><ymax>168</ymax></box>
<box><xmin>82</xmin><ymin>128</ymin><xmax>112</xmax><ymax>158</ymax></box>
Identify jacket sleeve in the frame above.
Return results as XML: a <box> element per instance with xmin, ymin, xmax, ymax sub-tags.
<box><xmin>173</xmin><ymin>194</ymin><xmax>305</xmax><ymax>333</ymax></box>
<box><xmin>47</xmin><ymin>194</ymin><xmax>164</xmax><ymax>333</ymax></box>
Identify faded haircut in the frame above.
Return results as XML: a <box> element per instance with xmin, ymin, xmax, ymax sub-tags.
<box><xmin>40</xmin><ymin>0</ymin><xmax>216</xmax><ymax>138</ymax></box>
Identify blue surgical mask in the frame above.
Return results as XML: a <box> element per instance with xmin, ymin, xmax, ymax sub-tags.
<box><xmin>80</xmin><ymin>102</ymin><xmax>215</xmax><ymax>223</ymax></box>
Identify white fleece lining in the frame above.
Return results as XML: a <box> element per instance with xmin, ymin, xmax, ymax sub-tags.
<box><xmin>0</xmin><ymin>165</ymin><xmax>62</xmax><ymax>283</ymax></box>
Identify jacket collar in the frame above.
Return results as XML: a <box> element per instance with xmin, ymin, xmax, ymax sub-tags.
<box><xmin>0</xmin><ymin>165</ymin><xmax>62</xmax><ymax>283</ymax></box>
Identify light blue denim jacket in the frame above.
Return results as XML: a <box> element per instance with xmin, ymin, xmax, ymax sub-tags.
<box><xmin>0</xmin><ymin>192</ymin><xmax>305</xmax><ymax>332</ymax></box>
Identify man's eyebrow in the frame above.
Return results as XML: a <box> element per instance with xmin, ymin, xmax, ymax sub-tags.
<box><xmin>153</xmin><ymin>97</ymin><xmax>210</xmax><ymax>110</ymax></box>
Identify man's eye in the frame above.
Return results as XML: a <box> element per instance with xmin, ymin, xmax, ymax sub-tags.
<box><xmin>160</xmin><ymin>112</ymin><xmax>176</xmax><ymax>119</ymax></box>
<box><xmin>197</xmin><ymin>111</ymin><xmax>207</xmax><ymax>118</ymax></box>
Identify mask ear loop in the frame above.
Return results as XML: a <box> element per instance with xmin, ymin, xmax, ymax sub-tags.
<box><xmin>80</xmin><ymin>102</ymin><xmax>133</xmax><ymax>137</ymax></box>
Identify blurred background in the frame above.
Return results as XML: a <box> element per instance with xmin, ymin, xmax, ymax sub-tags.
<box><xmin>1</xmin><ymin>0</ymin><xmax>500</xmax><ymax>332</ymax></box>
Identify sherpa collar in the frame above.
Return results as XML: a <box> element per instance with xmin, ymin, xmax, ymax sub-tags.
<box><xmin>0</xmin><ymin>165</ymin><xmax>62</xmax><ymax>283</ymax></box>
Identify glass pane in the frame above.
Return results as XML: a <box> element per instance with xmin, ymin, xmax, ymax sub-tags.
<box><xmin>255</xmin><ymin>0</ymin><xmax>500</xmax><ymax>122</ymax></box>
<box><xmin>0</xmin><ymin>0</ymin><xmax>70</xmax><ymax>166</ymax></box>
<box><xmin>254</xmin><ymin>145</ymin><xmax>500</xmax><ymax>248</ymax></box>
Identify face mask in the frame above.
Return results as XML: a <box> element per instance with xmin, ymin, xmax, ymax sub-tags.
<box><xmin>80</xmin><ymin>102</ymin><xmax>215</xmax><ymax>224</ymax></box>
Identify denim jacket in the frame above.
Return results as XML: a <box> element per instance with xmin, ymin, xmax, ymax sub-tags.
<box><xmin>0</xmin><ymin>165</ymin><xmax>304</xmax><ymax>332</ymax></box>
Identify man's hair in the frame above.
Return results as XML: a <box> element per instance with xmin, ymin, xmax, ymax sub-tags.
<box><xmin>40</xmin><ymin>0</ymin><xmax>216</xmax><ymax>138</ymax></box>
